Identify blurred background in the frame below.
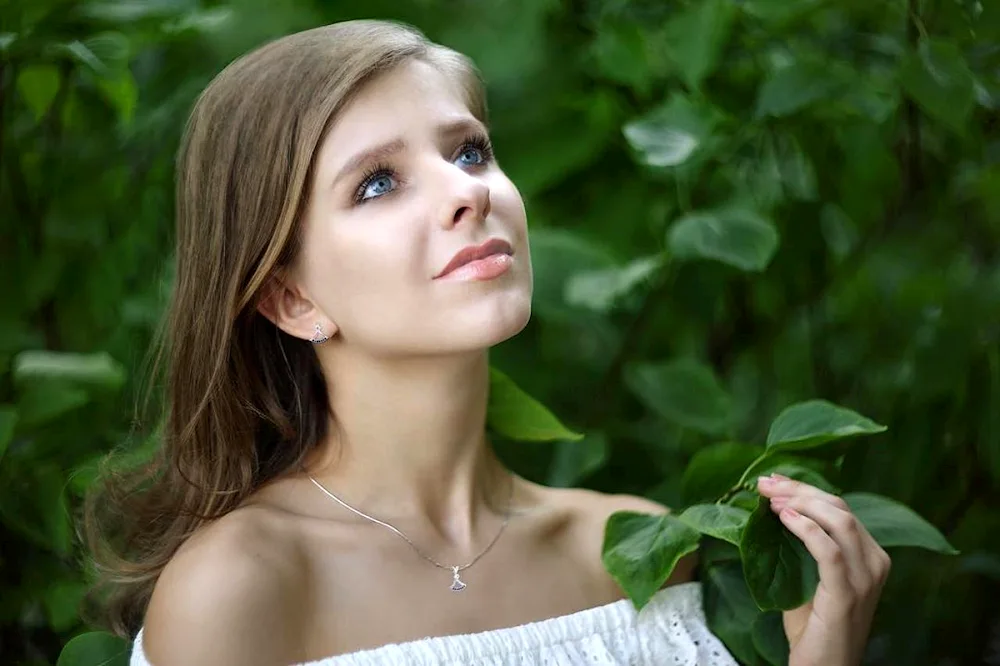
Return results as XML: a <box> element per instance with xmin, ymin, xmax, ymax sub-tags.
<box><xmin>1</xmin><ymin>0</ymin><xmax>998</xmax><ymax>664</ymax></box>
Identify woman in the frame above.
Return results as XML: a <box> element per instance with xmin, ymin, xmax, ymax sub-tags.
<box><xmin>84</xmin><ymin>19</ymin><xmax>890</xmax><ymax>666</ymax></box>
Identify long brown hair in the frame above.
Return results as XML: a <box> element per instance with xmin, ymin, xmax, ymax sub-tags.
<box><xmin>80</xmin><ymin>19</ymin><xmax>487</xmax><ymax>638</ymax></box>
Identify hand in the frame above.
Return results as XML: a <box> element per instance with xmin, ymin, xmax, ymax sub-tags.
<box><xmin>756</xmin><ymin>473</ymin><xmax>891</xmax><ymax>666</ymax></box>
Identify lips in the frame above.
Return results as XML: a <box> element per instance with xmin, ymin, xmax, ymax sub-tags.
<box><xmin>435</xmin><ymin>238</ymin><xmax>514</xmax><ymax>278</ymax></box>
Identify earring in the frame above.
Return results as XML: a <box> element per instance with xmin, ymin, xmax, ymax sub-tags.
<box><xmin>309</xmin><ymin>323</ymin><xmax>329</xmax><ymax>344</ymax></box>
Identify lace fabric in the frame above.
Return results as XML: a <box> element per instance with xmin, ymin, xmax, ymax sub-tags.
<box><xmin>130</xmin><ymin>581</ymin><xmax>738</xmax><ymax>666</ymax></box>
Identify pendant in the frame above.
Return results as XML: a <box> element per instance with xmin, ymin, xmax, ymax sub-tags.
<box><xmin>450</xmin><ymin>566</ymin><xmax>467</xmax><ymax>592</ymax></box>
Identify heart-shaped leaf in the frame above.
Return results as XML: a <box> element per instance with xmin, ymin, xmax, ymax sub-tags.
<box><xmin>704</xmin><ymin>563</ymin><xmax>766</xmax><ymax>665</ymax></box>
<box><xmin>899</xmin><ymin>38</ymin><xmax>976</xmax><ymax>134</ymax></box>
<box><xmin>547</xmin><ymin>432</ymin><xmax>608</xmax><ymax>487</ymax></box>
<box><xmin>14</xmin><ymin>350</ymin><xmax>125</xmax><ymax>390</ymax></box>
<box><xmin>602</xmin><ymin>511</ymin><xmax>701</xmax><ymax>610</ymax></box>
<box><xmin>844</xmin><ymin>492</ymin><xmax>959</xmax><ymax>555</ymax></box>
<box><xmin>624</xmin><ymin>94</ymin><xmax>717</xmax><ymax>168</ymax></box>
<box><xmin>752</xmin><ymin>611</ymin><xmax>790</xmax><ymax>666</ymax></box>
<box><xmin>487</xmin><ymin>367</ymin><xmax>583</xmax><ymax>442</ymax></box>
<box><xmin>528</xmin><ymin>228</ymin><xmax>617</xmax><ymax>319</ymax></box>
<box><xmin>663</xmin><ymin>0</ymin><xmax>737</xmax><ymax>90</ymax></box>
<box><xmin>57</xmin><ymin>631</ymin><xmax>129</xmax><ymax>666</ymax></box>
<box><xmin>679</xmin><ymin>504</ymin><xmax>750</xmax><ymax>546</ymax></box>
<box><xmin>756</xmin><ymin>60</ymin><xmax>844</xmax><ymax>117</ymax></box>
<box><xmin>668</xmin><ymin>207</ymin><xmax>779</xmax><ymax>272</ymax></box>
<box><xmin>740</xmin><ymin>456</ymin><xmax>840</xmax><ymax>494</ymax></box>
<box><xmin>682</xmin><ymin>442</ymin><xmax>764</xmax><ymax>504</ymax></box>
<box><xmin>625</xmin><ymin>358</ymin><xmax>733</xmax><ymax>435</ymax></box>
<box><xmin>741</xmin><ymin>495</ymin><xmax>819</xmax><ymax>610</ymax></box>
<box><xmin>565</xmin><ymin>254</ymin><xmax>665</xmax><ymax>313</ymax></box>
<box><xmin>766</xmin><ymin>400</ymin><xmax>886</xmax><ymax>452</ymax></box>
<box><xmin>16</xmin><ymin>65</ymin><xmax>61</xmax><ymax>122</ymax></box>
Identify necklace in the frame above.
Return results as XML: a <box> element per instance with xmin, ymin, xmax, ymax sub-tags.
<box><xmin>305</xmin><ymin>470</ymin><xmax>514</xmax><ymax>592</ymax></box>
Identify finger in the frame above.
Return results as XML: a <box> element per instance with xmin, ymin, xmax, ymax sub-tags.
<box><xmin>863</xmin><ymin>536</ymin><xmax>892</xmax><ymax>590</ymax></box>
<box><xmin>757</xmin><ymin>474</ymin><xmax>847</xmax><ymax>510</ymax></box>
<box><xmin>771</xmin><ymin>495</ymin><xmax>871</xmax><ymax>592</ymax></box>
<box><xmin>777</xmin><ymin>507</ymin><xmax>854</xmax><ymax>604</ymax></box>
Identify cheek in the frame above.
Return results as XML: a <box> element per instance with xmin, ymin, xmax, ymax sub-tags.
<box><xmin>491</xmin><ymin>177</ymin><xmax>529</xmax><ymax>242</ymax></box>
<box><xmin>303</xmin><ymin>209</ymin><xmax>430</xmax><ymax>311</ymax></box>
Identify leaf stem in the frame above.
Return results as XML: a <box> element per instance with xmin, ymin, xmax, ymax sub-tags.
<box><xmin>716</xmin><ymin>451</ymin><xmax>770</xmax><ymax>504</ymax></box>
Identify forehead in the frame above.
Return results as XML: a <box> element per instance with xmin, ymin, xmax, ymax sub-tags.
<box><xmin>321</xmin><ymin>59</ymin><xmax>473</xmax><ymax>156</ymax></box>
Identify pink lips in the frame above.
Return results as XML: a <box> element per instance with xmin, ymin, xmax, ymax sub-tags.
<box><xmin>435</xmin><ymin>238</ymin><xmax>514</xmax><ymax>279</ymax></box>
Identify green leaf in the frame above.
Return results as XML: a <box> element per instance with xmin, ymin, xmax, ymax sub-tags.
<box><xmin>16</xmin><ymin>65</ymin><xmax>61</xmax><ymax>122</ymax></box>
<box><xmin>528</xmin><ymin>228</ymin><xmax>617</xmax><ymax>319</ymax></box>
<box><xmin>83</xmin><ymin>32</ymin><xmax>131</xmax><ymax>71</ymax></box>
<box><xmin>752</xmin><ymin>611</ymin><xmax>790</xmax><ymax>666</ymax></box>
<box><xmin>668</xmin><ymin>207</ymin><xmax>779</xmax><ymax>272</ymax></box>
<box><xmin>80</xmin><ymin>0</ymin><xmax>187</xmax><ymax>22</ymax></box>
<box><xmin>624</xmin><ymin>93</ymin><xmax>717</xmax><ymax>168</ymax></box>
<box><xmin>899</xmin><ymin>38</ymin><xmax>976</xmax><ymax>133</ymax></box>
<box><xmin>564</xmin><ymin>254</ymin><xmax>665</xmax><ymax>312</ymax></box>
<box><xmin>16</xmin><ymin>384</ymin><xmax>90</xmax><ymax>429</ymax></box>
<box><xmin>704</xmin><ymin>563</ymin><xmax>766</xmax><ymax>665</ymax></box>
<box><xmin>844</xmin><ymin>492</ymin><xmax>959</xmax><ymax>555</ymax></box>
<box><xmin>57</xmin><ymin>631</ymin><xmax>129</xmax><ymax>666</ymax></box>
<box><xmin>53</xmin><ymin>40</ymin><xmax>109</xmax><ymax>75</ymax></box>
<box><xmin>0</xmin><ymin>406</ymin><xmax>16</xmax><ymax>461</ymax></box>
<box><xmin>756</xmin><ymin>60</ymin><xmax>843</xmax><ymax>117</ymax></box>
<box><xmin>742</xmin><ymin>0</ymin><xmax>824</xmax><ymax>24</ymax></box>
<box><xmin>625</xmin><ymin>358</ymin><xmax>733</xmax><ymax>435</ymax></box>
<box><xmin>0</xmin><ymin>462</ymin><xmax>73</xmax><ymax>554</ymax></box>
<box><xmin>775</xmin><ymin>133</ymin><xmax>817</xmax><ymax>201</ymax></box>
<box><xmin>664</xmin><ymin>0</ymin><xmax>737</xmax><ymax>90</ymax></box>
<box><xmin>589</xmin><ymin>22</ymin><xmax>654</xmax><ymax>95</ymax></box>
<box><xmin>740</xmin><ymin>456</ymin><xmax>840</xmax><ymax>494</ymax></box>
<box><xmin>487</xmin><ymin>367</ymin><xmax>583</xmax><ymax>442</ymax></box>
<box><xmin>162</xmin><ymin>8</ymin><xmax>234</xmax><ymax>35</ymax></box>
<box><xmin>766</xmin><ymin>400</ymin><xmax>887</xmax><ymax>452</ymax></box>
<box><xmin>602</xmin><ymin>511</ymin><xmax>701</xmax><ymax>610</ymax></box>
<box><xmin>13</xmin><ymin>350</ymin><xmax>126</xmax><ymax>390</ymax></box>
<box><xmin>682</xmin><ymin>442</ymin><xmax>764</xmax><ymax>504</ymax></box>
<box><xmin>547</xmin><ymin>432</ymin><xmax>608</xmax><ymax>487</ymax></box>
<box><xmin>741</xmin><ymin>495</ymin><xmax>819</xmax><ymax>610</ymax></box>
<box><xmin>678</xmin><ymin>504</ymin><xmax>750</xmax><ymax>546</ymax></box>
<box><xmin>97</xmin><ymin>71</ymin><xmax>138</xmax><ymax>125</ymax></box>
<box><xmin>44</xmin><ymin>580</ymin><xmax>88</xmax><ymax>631</ymax></box>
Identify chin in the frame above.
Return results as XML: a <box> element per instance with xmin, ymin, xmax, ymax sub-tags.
<box><xmin>440</xmin><ymin>289</ymin><xmax>533</xmax><ymax>352</ymax></box>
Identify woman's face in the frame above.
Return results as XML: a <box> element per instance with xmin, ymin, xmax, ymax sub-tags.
<box><xmin>291</xmin><ymin>58</ymin><xmax>533</xmax><ymax>357</ymax></box>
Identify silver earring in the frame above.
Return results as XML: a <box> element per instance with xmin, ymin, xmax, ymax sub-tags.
<box><xmin>309</xmin><ymin>323</ymin><xmax>329</xmax><ymax>344</ymax></box>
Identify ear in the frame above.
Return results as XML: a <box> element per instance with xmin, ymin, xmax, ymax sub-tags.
<box><xmin>256</xmin><ymin>274</ymin><xmax>338</xmax><ymax>342</ymax></box>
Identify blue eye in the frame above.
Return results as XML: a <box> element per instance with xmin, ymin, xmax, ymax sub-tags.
<box><xmin>455</xmin><ymin>147</ymin><xmax>485</xmax><ymax>167</ymax></box>
<box><xmin>454</xmin><ymin>135</ymin><xmax>494</xmax><ymax>169</ymax></box>
<box><xmin>358</xmin><ymin>172</ymin><xmax>395</xmax><ymax>202</ymax></box>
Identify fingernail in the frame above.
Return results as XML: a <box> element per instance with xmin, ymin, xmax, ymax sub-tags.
<box><xmin>781</xmin><ymin>507</ymin><xmax>799</xmax><ymax>518</ymax></box>
<box><xmin>770</xmin><ymin>473</ymin><xmax>790</xmax><ymax>481</ymax></box>
<box><xmin>757</xmin><ymin>475</ymin><xmax>775</xmax><ymax>487</ymax></box>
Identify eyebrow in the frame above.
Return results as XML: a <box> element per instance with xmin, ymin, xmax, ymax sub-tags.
<box><xmin>331</xmin><ymin>117</ymin><xmax>488</xmax><ymax>189</ymax></box>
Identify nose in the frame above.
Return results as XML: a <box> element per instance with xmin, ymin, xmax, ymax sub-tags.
<box><xmin>440</xmin><ymin>166</ymin><xmax>491</xmax><ymax>229</ymax></box>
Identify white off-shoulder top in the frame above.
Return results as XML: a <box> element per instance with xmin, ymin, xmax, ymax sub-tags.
<box><xmin>129</xmin><ymin>581</ymin><xmax>737</xmax><ymax>665</ymax></box>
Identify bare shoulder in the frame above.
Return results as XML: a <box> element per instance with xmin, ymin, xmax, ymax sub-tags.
<box><xmin>142</xmin><ymin>506</ymin><xmax>304</xmax><ymax>666</ymax></box>
<box><xmin>543</xmin><ymin>485</ymin><xmax>698</xmax><ymax>590</ymax></box>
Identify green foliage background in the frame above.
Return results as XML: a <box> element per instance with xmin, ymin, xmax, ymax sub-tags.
<box><xmin>2</xmin><ymin>0</ymin><xmax>999</xmax><ymax>664</ymax></box>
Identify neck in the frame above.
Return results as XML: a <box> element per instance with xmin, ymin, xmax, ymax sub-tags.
<box><xmin>298</xmin><ymin>348</ymin><xmax>512</xmax><ymax>550</ymax></box>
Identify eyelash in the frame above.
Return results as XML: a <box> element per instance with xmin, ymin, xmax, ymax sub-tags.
<box><xmin>351</xmin><ymin>133</ymin><xmax>495</xmax><ymax>205</ymax></box>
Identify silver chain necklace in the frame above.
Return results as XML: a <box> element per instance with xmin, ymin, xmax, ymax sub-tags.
<box><xmin>305</xmin><ymin>471</ymin><xmax>514</xmax><ymax>592</ymax></box>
